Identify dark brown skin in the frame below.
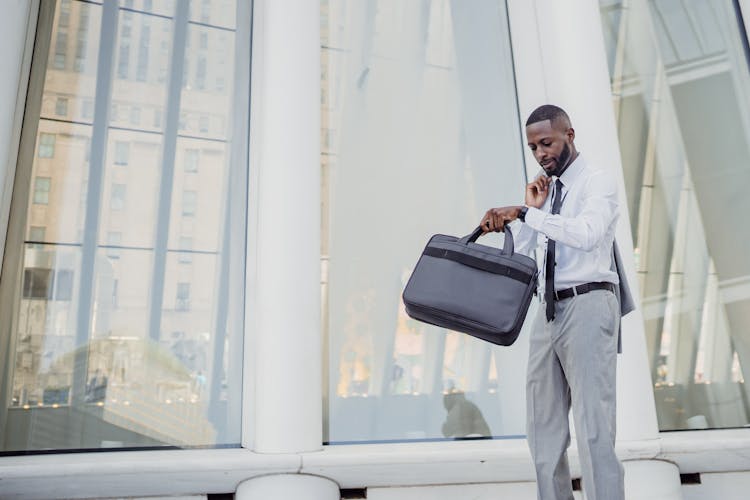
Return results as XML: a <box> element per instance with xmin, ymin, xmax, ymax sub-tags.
<box><xmin>481</xmin><ymin>117</ymin><xmax>579</xmax><ymax>233</ymax></box>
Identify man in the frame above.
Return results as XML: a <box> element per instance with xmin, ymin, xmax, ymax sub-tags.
<box><xmin>481</xmin><ymin>105</ymin><xmax>624</xmax><ymax>500</ymax></box>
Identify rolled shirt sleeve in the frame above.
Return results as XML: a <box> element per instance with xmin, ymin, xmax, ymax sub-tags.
<box><xmin>523</xmin><ymin>169</ymin><xmax>619</xmax><ymax>252</ymax></box>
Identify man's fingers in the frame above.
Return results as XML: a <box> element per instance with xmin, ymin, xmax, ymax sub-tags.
<box><xmin>481</xmin><ymin>210</ymin><xmax>494</xmax><ymax>232</ymax></box>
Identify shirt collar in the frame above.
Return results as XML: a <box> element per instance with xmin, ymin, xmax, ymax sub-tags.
<box><xmin>556</xmin><ymin>152</ymin><xmax>584</xmax><ymax>188</ymax></box>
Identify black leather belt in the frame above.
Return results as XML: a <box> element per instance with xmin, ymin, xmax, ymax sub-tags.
<box><xmin>554</xmin><ymin>281</ymin><xmax>616</xmax><ymax>301</ymax></box>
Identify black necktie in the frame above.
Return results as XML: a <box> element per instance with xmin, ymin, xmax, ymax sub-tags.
<box><xmin>545</xmin><ymin>179</ymin><xmax>564</xmax><ymax>321</ymax></box>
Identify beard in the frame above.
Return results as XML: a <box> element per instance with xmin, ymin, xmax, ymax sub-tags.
<box><xmin>546</xmin><ymin>142</ymin><xmax>572</xmax><ymax>177</ymax></box>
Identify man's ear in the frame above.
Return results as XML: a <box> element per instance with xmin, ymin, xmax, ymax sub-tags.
<box><xmin>567</xmin><ymin>127</ymin><xmax>575</xmax><ymax>141</ymax></box>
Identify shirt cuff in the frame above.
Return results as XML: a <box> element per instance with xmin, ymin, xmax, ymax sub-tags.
<box><xmin>523</xmin><ymin>206</ymin><xmax>546</xmax><ymax>232</ymax></box>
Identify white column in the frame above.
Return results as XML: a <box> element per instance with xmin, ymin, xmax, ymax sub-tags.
<box><xmin>509</xmin><ymin>0</ymin><xmax>659</xmax><ymax>445</ymax></box>
<box><xmin>245</xmin><ymin>0</ymin><xmax>329</xmax><ymax>467</ymax></box>
<box><xmin>507</xmin><ymin>0</ymin><xmax>682</xmax><ymax>497</ymax></box>
<box><xmin>623</xmin><ymin>460</ymin><xmax>683</xmax><ymax>500</ymax></box>
<box><xmin>236</xmin><ymin>475</ymin><xmax>339</xmax><ymax>500</ymax></box>
<box><xmin>0</xmin><ymin>0</ymin><xmax>35</xmax><ymax>273</ymax></box>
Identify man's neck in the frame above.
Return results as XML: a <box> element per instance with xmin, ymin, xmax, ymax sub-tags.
<box><xmin>551</xmin><ymin>150</ymin><xmax>579</xmax><ymax>178</ymax></box>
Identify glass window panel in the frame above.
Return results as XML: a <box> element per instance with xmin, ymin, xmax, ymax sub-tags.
<box><xmin>1</xmin><ymin>0</ymin><xmax>248</xmax><ymax>452</ymax></box>
<box><xmin>322</xmin><ymin>0</ymin><xmax>528</xmax><ymax>443</ymax></box>
<box><xmin>598</xmin><ymin>0</ymin><xmax>750</xmax><ymax>430</ymax></box>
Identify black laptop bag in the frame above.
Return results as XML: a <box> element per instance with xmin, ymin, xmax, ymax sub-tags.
<box><xmin>402</xmin><ymin>226</ymin><xmax>538</xmax><ymax>346</ymax></box>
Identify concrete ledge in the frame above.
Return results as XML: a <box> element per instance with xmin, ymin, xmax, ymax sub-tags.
<box><xmin>0</xmin><ymin>448</ymin><xmax>300</xmax><ymax>499</ymax></box>
<box><xmin>660</xmin><ymin>429</ymin><xmax>750</xmax><ymax>473</ymax></box>
<box><xmin>1</xmin><ymin>432</ymin><xmax>749</xmax><ymax>499</ymax></box>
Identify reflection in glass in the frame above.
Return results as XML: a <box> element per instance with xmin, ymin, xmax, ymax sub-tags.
<box><xmin>598</xmin><ymin>0</ymin><xmax>750</xmax><ymax>430</ymax></box>
<box><xmin>322</xmin><ymin>0</ymin><xmax>530</xmax><ymax>443</ymax></box>
<box><xmin>0</xmin><ymin>0</ymin><xmax>246</xmax><ymax>452</ymax></box>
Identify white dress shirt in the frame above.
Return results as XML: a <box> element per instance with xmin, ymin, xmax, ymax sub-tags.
<box><xmin>512</xmin><ymin>153</ymin><xmax>620</xmax><ymax>292</ymax></box>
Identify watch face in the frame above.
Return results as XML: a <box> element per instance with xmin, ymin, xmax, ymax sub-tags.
<box><xmin>520</xmin><ymin>206</ymin><xmax>528</xmax><ymax>221</ymax></box>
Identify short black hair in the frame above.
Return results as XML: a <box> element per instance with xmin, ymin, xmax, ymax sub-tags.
<box><xmin>525</xmin><ymin>104</ymin><xmax>571</xmax><ymax>128</ymax></box>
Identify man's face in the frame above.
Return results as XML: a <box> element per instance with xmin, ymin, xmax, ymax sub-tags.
<box><xmin>525</xmin><ymin>119</ymin><xmax>575</xmax><ymax>176</ymax></box>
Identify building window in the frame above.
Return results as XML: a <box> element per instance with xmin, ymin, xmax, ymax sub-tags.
<box><xmin>74</xmin><ymin>3</ymin><xmax>89</xmax><ymax>73</ymax></box>
<box><xmin>200</xmin><ymin>0</ymin><xmax>210</xmax><ymax>23</ymax></box>
<box><xmin>175</xmin><ymin>282</ymin><xmax>190</xmax><ymax>311</ymax></box>
<box><xmin>28</xmin><ymin>226</ymin><xmax>46</xmax><ymax>243</ymax></box>
<box><xmin>55</xmin><ymin>97</ymin><xmax>68</xmax><ymax>116</ymax></box>
<box><xmin>58</xmin><ymin>0</ymin><xmax>71</xmax><ymax>28</ymax></box>
<box><xmin>114</xmin><ymin>141</ymin><xmax>129</xmax><ymax>165</ymax></box>
<box><xmin>110</xmin><ymin>184</ymin><xmax>126</xmax><ymax>210</ymax></box>
<box><xmin>22</xmin><ymin>268</ymin><xmax>53</xmax><ymax>299</ymax></box>
<box><xmin>178</xmin><ymin>236</ymin><xmax>192</xmax><ymax>263</ymax></box>
<box><xmin>112</xmin><ymin>279</ymin><xmax>118</xmax><ymax>309</ymax></box>
<box><xmin>184</xmin><ymin>149</ymin><xmax>199</xmax><ymax>172</ymax></box>
<box><xmin>38</xmin><ymin>133</ymin><xmax>55</xmax><ymax>158</ymax></box>
<box><xmin>196</xmin><ymin>56</ymin><xmax>207</xmax><ymax>90</ymax></box>
<box><xmin>182</xmin><ymin>190</ymin><xmax>196</xmax><ymax>216</ymax></box>
<box><xmin>106</xmin><ymin>231</ymin><xmax>122</xmax><ymax>259</ymax></box>
<box><xmin>82</xmin><ymin>99</ymin><xmax>94</xmax><ymax>120</ymax></box>
<box><xmin>136</xmin><ymin>24</ymin><xmax>150</xmax><ymax>82</ymax></box>
<box><xmin>28</xmin><ymin>226</ymin><xmax>46</xmax><ymax>249</ymax></box>
<box><xmin>54</xmin><ymin>270</ymin><xmax>74</xmax><ymax>301</ymax></box>
<box><xmin>33</xmin><ymin>177</ymin><xmax>51</xmax><ymax>205</ymax></box>
<box><xmin>199</xmin><ymin>115</ymin><xmax>209</xmax><ymax>133</ymax></box>
<box><xmin>21</xmin><ymin>268</ymin><xmax>73</xmax><ymax>300</ymax></box>
<box><xmin>53</xmin><ymin>30</ymin><xmax>68</xmax><ymax>70</ymax></box>
<box><xmin>129</xmin><ymin>106</ymin><xmax>141</xmax><ymax>125</ymax></box>
<box><xmin>117</xmin><ymin>42</ymin><xmax>130</xmax><ymax>79</ymax></box>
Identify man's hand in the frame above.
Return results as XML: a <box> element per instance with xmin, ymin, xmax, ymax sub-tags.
<box><xmin>481</xmin><ymin>206</ymin><xmax>522</xmax><ymax>233</ymax></box>
<box><xmin>525</xmin><ymin>175</ymin><xmax>551</xmax><ymax>208</ymax></box>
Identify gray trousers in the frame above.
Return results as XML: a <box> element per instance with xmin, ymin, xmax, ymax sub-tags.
<box><xmin>526</xmin><ymin>289</ymin><xmax>624</xmax><ymax>500</ymax></box>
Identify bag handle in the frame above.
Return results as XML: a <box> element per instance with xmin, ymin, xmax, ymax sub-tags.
<box><xmin>458</xmin><ymin>225</ymin><xmax>514</xmax><ymax>255</ymax></box>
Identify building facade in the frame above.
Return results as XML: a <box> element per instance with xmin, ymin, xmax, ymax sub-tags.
<box><xmin>1</xmin><ymin>0</ymin><xmax>750</xmax><ymax>498</ymax></box>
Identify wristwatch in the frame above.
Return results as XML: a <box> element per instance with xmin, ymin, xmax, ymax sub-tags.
<box><xmin>518</xmin><ymin>205</ymin><xmax>529</xmax><ymax>222</ymax></box>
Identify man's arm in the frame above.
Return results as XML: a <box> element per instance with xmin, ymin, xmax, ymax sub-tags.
<box><xmin>524</xmin><ymin>170</ymin><xmax>618</xmax><ymax>251</ymax></box>
<box><xmin>479</xmin><ymin>174</ymin><xmax>549</xmax><ymax>255</ymax></box>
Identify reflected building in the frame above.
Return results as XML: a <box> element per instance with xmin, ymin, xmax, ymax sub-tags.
<box><xmin>4</xmin><ymin>0</ymin><xmax>246</xmax><ymax>450</ymax></box>
<box><xmin>600</xmin><ymin>0</ymin><xmax>750</xmax><ymax>430</ymax></box>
